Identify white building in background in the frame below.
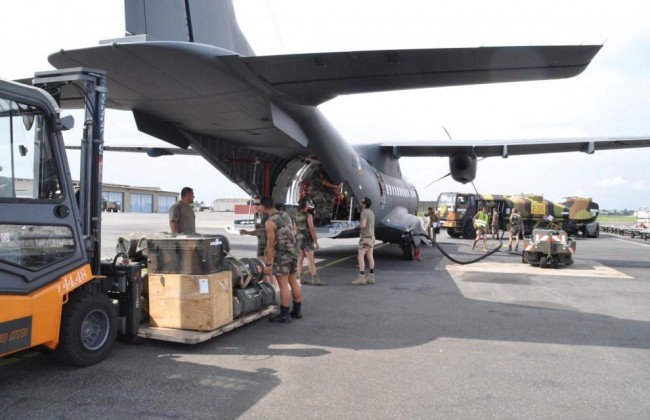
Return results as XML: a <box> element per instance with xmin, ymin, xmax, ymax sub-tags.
<box><xmin>212</xmin><ymin>198</ymin><xmax>248</xmax><ymax>212</ymax></box>
<box><xmin>635</xmin><ymin>209</ymin><xmax>650</xmax><ymax>226</ymax></box>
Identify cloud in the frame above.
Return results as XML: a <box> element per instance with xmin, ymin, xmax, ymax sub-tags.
<box><xmin>593</xmin><ymin>177</ymin><xmax>646</xmax><ymax>190</ymax></box>
<box><xmin>631</xmin><ymin>180</ymin><xmax>647</xmax><ymax>190</ymax></box>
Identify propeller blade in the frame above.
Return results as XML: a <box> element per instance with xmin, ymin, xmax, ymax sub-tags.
<box><xmin>424</xmin><ymin>172</ymin><xmax>451</xmax><ymax>189</ymax></box>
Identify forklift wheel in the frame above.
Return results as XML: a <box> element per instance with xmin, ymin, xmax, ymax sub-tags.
<box><xmin>53</xmin><ymin>291</ymin><xmax>117</xmax><ymax>367</ymax></box>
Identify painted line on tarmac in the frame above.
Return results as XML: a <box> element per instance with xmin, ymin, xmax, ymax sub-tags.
<box><xmin>444</xmin><ymin>261</ymin><xmax>632</xmax><ymax>279</ymax></box>
<box><xmin>611</xmin><ymin>237</ymin><xmax>650</xmax><ymax>247</ymax></box>
<box><xmin>317</xmin><ymin>243</ymin><xmax>389</xmax><ymax>269</ymax></box>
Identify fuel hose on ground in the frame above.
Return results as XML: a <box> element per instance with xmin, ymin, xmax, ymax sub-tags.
<box><xmin>430</xmin><ymin>181</ymin><xmax>507</xmax><ymax>265</ymax></box>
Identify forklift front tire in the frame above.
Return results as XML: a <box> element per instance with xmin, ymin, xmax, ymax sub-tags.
<box><xmin>53</xmin><ymin>291</ymin><xmax>117</xmax><ymax>367</ymax></box>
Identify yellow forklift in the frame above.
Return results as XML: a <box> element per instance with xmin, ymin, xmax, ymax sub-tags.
<box><xmin>0</xmin><ymin>68</ymin><xmax>276</xmax><ymax>366</ymax></box>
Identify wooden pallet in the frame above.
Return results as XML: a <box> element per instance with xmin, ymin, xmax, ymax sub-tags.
<box><xmin>137</xmin><ymin>306</ymin><xmax>278</xmax><ymax>344</ymax></box>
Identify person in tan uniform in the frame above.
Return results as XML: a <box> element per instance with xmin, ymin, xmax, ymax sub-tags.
<box><xmin>352</xmin><ymin>197</ymin><xmax>376</xmax><ymax>285</ymax></box>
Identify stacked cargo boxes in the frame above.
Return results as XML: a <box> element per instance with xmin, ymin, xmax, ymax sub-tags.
<box><xmin>147</xmin><ymin>235</ymin><xmax>233</xmax><ymax>331</ymax></box>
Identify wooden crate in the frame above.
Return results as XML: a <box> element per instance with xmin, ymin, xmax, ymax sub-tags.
<box><xmin>148</xmin><ymin>272</ymin><xmax>233</xmax><ymax>331</ymax></box>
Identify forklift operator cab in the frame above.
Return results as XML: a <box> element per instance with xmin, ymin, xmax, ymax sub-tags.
<box><xmin>0</xmin><ymin>79</ymin><xmax>88</xmax><ymax>287</ymax></box>
<box><xmin>0</xmin><ymin>70</ymin><xmax>125</xmax><ymax>367</ymax></box>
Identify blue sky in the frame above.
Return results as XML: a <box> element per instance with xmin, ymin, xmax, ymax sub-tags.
<box><xmin>3</xmin><ymin>0</ymin><xmax>649</xmax><ymax>210</ymax></box>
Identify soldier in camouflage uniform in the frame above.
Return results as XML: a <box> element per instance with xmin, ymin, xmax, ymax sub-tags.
<box><xmin>491</xmin><ymin>207</ymin><xmax>500</xmax><ymax>239</ymax></box>
<box><xmin>295</xmin><ymin>199</ymin><xmax>324</xmax><ymax>286</ymax></box>
<box><xmin>261</xmin><ymin>196</ymin><xmax>302</xmax><ymax>323</ymax></box>
<box><xmin>309</xmin><ymin>167</ymin><xmax>340</xmax><ymax>226</ymax></box>
<box><xmin>508</xmin><ymin>208</ymin><xmax>524</xmax><ymax>252</ymax></box>
<box><xmin>239</xmin><ymin>196</ymin><xmax>277</xmax><ymax>287</ymax></box>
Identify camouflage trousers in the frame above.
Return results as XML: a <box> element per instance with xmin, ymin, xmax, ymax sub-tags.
<box><xmin>298</xmin><ymin>233</ymin><xmax>316</xmax><ymax>251</ymax></box>
<box><xmin>272</xmin><ymin>252</ymin><xmax>298</xmax><ymax>276</ymax></box>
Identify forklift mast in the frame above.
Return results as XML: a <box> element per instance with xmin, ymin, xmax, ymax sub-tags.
<box><xmin>32</xmin><ymin>68</ymin><xmax>107</xmax><ymax>273</ymax></box>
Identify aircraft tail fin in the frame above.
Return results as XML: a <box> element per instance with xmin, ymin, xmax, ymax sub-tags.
<box><xmin>125</xmin><ymin>0</ymin><xmax>254</xmax><ymax>56</ymax></box>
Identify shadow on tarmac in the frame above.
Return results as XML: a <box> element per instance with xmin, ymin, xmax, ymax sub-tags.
<box><xmin>2</xmin><ymin>238</ymin><xmax>649</xmax><ymax>418</ymax></box>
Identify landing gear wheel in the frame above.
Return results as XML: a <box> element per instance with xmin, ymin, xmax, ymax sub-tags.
<box><xmin>53</xmin><ymin>291</ymin><xmax>117</xmax><ymax>367</ymax></box>
<box><xmin>539</xmin><ymin>255</ymin><xmax>548</xmax><ymax>269</ymax></box>
<box><xmin>402</xmin><ymin>240</ymin><xmax>415</xmax><ymax>261</ymax></box>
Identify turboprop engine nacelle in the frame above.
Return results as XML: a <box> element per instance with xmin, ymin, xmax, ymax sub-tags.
<box><xmin>449</xmin><ymin>154</ymin><xmax>477</xmax><ymax>184</ymax></box>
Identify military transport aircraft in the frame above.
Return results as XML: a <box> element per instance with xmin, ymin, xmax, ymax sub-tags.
<box><xmin>45</xmin><ymin>0</ymin><xmax>650</xmax><ymax>259</ymax></box>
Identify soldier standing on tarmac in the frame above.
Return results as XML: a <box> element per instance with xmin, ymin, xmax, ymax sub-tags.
<box><xmin>295</xmin><ymin>199</ymin><xmax>324</xmax><ymax>286</ymax></box>
<box><xmin>508</xmin><ymin>208</ymin><xmax>523</xmax><ymax>252</ymax></box>
<box><xmin>239</xmin><ymin>196</ymin><xmax>278</xmax><ymax>287</ymax></box>
<box><xmin>169</xmin><ymin>187</ymin><xmax>196</xmax><ymax>234</ymax></box>
<box><xmin>352</xmin><ymin>197</ymin><xmax>376</xmax><ymax>285</ymax></box>
<box><xmin>427</xmin><ymin>207</ymin><xmax>440</xmax><ymax>243</ymax></box>
<box><xmin>261</xmin><ymin>196</ymin><xmax>302</xmax><ymax>323</ymax></box>
<box><xmin>491</xmin><ymin>207</ymin><xmax>500</xmax><ymax>239</ymax></box>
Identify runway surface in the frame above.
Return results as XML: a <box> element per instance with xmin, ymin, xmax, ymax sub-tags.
<box><xmin>2</xmin><ymin>212</ymin><xmax>649</xmax><ymax>419</ymax></box>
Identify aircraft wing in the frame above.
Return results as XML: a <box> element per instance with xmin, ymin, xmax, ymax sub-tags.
<box><xmin>234</xmin><ymin>45</ymin><xmax>601</xmax><ymax>105</ymax></box>
<box><xmin>46</xmin><ymin>40</ymin><xmax>603</xmax><ymax>194</ymax></box>
<box><xmin>383</xmin><ymin>137</ymin><xmax>650</xmax><ymax>158</ymax></box>
<box><xmin>48</xmin><ymin>42</ymin><xmax>601</xmax><ymax>108</ymax></box>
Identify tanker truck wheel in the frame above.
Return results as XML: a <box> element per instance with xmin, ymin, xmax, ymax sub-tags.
<box><xmin>54</xmin><ymin>291</ymin><xmax>117</xmax><ymax>367</ymax></box>
<box><xmin>462</xmin><ymin>221</ymin><xmax>476</xmax><ymax>239</ymax></box>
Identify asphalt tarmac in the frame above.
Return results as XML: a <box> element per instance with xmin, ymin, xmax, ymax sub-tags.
<box><xmin>2</xmin><ymin>212</ymin><xmax>650</xmax><ymax>419</ymax></box>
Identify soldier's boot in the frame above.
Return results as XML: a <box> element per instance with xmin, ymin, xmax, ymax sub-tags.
<box><xmin>269</xmin><ymin>305</ymin><xmax>291</xmax><ymax>323</ymax></box>
<box><xmin>508</xmin><ymin>245</ymin><xmax>512</xmax><ymax>252</ymax></box>
<box><xmin>289</xmin><ymin>301</ymin><xmax>302</xmax><ymax>319</ymax></box>
<box><xmin>299</xmin><ymin>272</ymin><xmax>309</xmax><ymax>285</ymax></box>
<box><xmin>514</xmin><ymin>245</ymin><xmax>519</xmax><ymax>252</ymax></box>
<box><xmin>352</xmin><ymin>274</ymin><xmax>367</xmax><ymax>285</ymax></box>
<box><xmin>366</xmin><ymin>273</ymin><xmax>376</xmax><ymax>285</ymax></box>
<box><xmin>312</xmin><ymin>273</ymin><xmax>326</xmax><ymax>286</ymax></box>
